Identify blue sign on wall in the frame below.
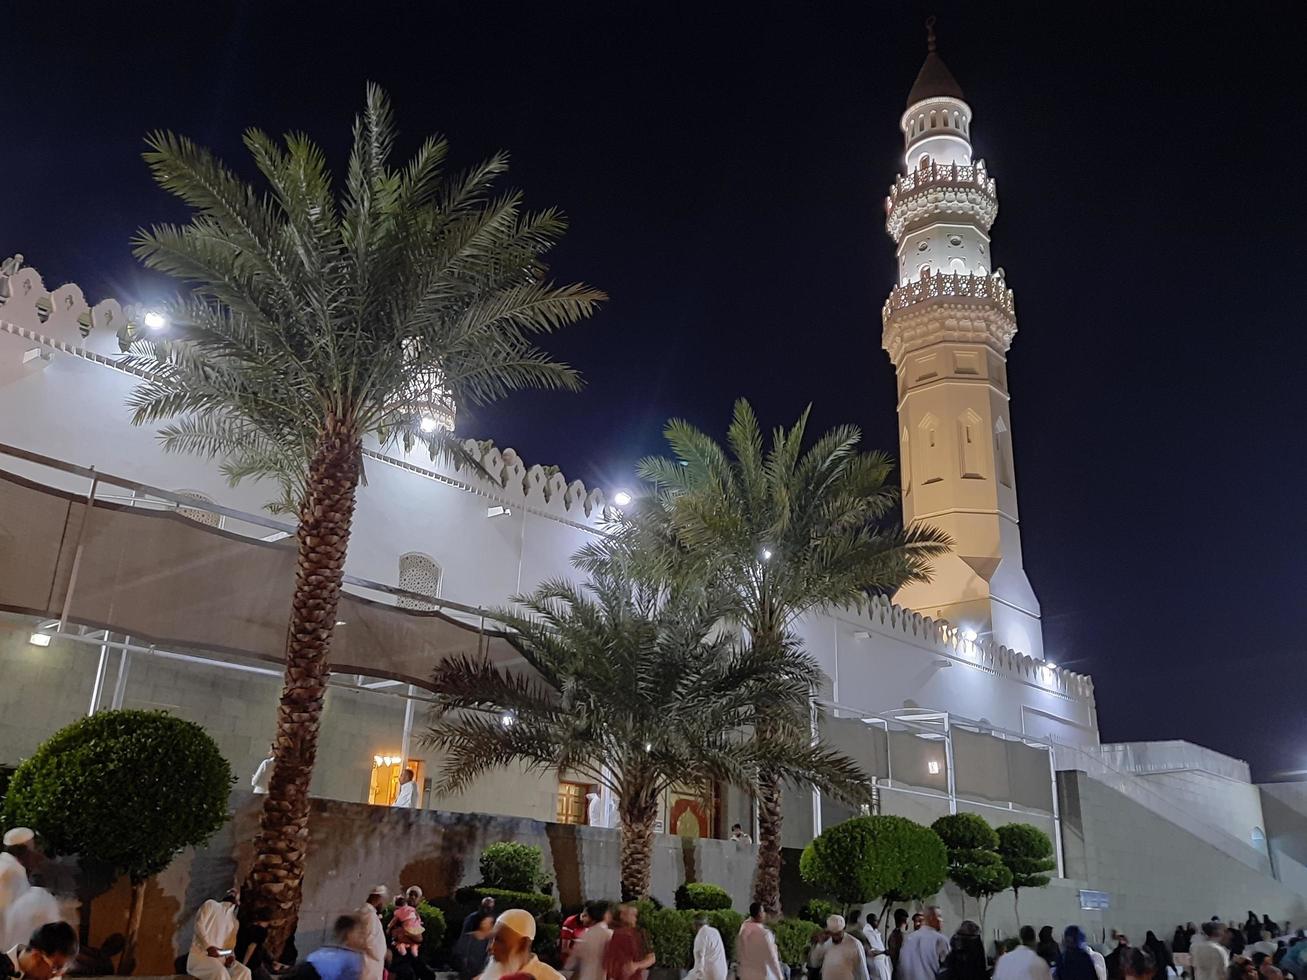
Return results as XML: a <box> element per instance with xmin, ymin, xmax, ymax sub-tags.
<box><xmin>1079</xmin><ymin>889</ymin><xmax>1111</xmax><ymax>911</ymax></box>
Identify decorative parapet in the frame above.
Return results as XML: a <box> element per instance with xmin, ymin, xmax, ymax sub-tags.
<box><xmin>885</xmin><ymin>160</ymin><xmax>997</xmax><ymax>242</ymax></box>
<box><xmin>859</xmin><ymin>594</ymin><xmax>1095</xmax><ymax>704</ymax></box>
<box><xmin>881</xmin><ymin>270</ymin><xmax>1017</xmax><ymax>366</ymax></box>
<box><xmin>0</xmin><ymin>256</ymin><xmax>615</xmax><ymax>527</ymax></box>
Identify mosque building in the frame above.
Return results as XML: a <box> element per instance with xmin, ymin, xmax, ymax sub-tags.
<box><xmin>1</xmin><ymin>24</ymin><xmax>1305</xmax><ymax>945</ymax></box>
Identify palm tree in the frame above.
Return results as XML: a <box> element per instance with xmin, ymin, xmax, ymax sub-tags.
<box><xmin>420</xmin><ymin>565</ymin><xmax>872</xmax><ymax>900</ymax></box>
<box><xmin>121</xmin><ymin>84</ymin><xmax>604</xmax><ymax>946</ymax></box>
<box><xmin>579</xmin><ymin>399</ymin><xmax>951</xmax><ymax>913</ymax></box>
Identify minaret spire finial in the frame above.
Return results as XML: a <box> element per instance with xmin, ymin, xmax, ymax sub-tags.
<box><xmin>925</xmin><ymin>15</ymin><xmax>937</xmax><ymax>53</ymax></box>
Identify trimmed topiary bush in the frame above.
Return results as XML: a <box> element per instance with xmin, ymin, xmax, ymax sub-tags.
<box><xmin>3</xmin><ymin>709</ymin><xmax>233</xmax><ymax>973</ymax></box>
<box><xmin>996</xmin><ymin>823</ymin><xmax>1056</xmax><ymax>923</ymax></box>
<box><xmin>480</xmin><ymin>841</ymin><xmax>546</xmax><ymax>892</ymax></box>
<box><xmin>932</xmin><ymin>813</ymin><xmax>1009</xmax><ymax>920</ymax></box>
<box><xmin>772</xmin><ymin>918</ymin><xmax>822</xmax><ymax>968</ymax></box>
<box><xmin>674</xmin><ymin>881</ymin><xmax>733</xmax><ymax>911</ymax></box>
<box><xmin>454</xmin><ymin>885</ymin><xmax>555</xmax><ymax>916</ymax></box>
<box><xmin>800</xmin><ymin>815</ymin><xmax>947</xmax><ymax>909</ymax></box>
<box><xmin>640</xmin><ymin>905</ymin><xmax>694</xmax><ymax>969</ymax></box>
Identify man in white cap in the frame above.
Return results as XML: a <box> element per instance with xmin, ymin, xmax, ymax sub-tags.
<box><xmin>479</xmin><ymin>908</ymin><xmax>563</xmax><ymax>980</ymax></box>
<box><xmin>358</xmin><ymin>886</ymin><xmax>389</xmax><ymax>980</ymax></box>
<box><xmin>815</xmin><ymin>915</ymin><xmax>869</xmax><ymax>980</ymax></box>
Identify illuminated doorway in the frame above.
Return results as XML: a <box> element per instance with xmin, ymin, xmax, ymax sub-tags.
<box><xmin>668</xmin><ymin>784</ymin><xmax>717</xmax><ymax>839</ymax></box>
<box><xmin>368</xmin><ymin>756</ymin><xmax>424</xmax><ymax>805</ymax></box>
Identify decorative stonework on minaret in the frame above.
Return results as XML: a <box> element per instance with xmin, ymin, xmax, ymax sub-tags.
<box><xmin>882</xmin><ymin>19</ymin><xmax>1045</xmax><ymax>660</ymax></box>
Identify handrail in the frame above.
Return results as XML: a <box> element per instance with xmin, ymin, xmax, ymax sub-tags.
<box><xmin>0</xmin><ymin>440</ymin><xmax>504</xmax><ymax>624</ymax></box>
<box><xmin>889</xmin><ymin>160</ymin><xmax>995</xmax><ymax>199</ymax></box>
<box><xmin>883</xmin><ymin>269</ymin><xmax>1016</xmax><ymax>318</ymax></box>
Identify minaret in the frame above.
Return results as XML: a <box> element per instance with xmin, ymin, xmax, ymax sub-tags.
<box><xmin>882</xmin><ymin>20</ymin><xmax>1044</xmax><ymax>660</ymax></box>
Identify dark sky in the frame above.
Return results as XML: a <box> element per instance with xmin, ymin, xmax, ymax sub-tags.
<box><xmin>8</xmin><ymin>2</ymin><xmax>1306</xmax><ymax>778</ymax></box>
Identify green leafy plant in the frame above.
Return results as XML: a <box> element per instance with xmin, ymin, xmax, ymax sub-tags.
<box><xmin>996</xmin><ymin>823</ymin><xmax>1056</xmax><ymax>923</ymax></box>
<box><xmin>453</xmin><ymin>885</ymin><xmax>555</xmax><ymax>917</ymax></box>
<box><xmin>480</xmin><ymin>842</ymin><xmax>545</xmax><ymax>892</ymax></box>
<box><xmin>640</xmin><ymin>905</ymin><xmax>694</xmax><ymax>969</ymax></box>
<box><xmin>772</xmin><ymin>918</ymin><xmax>822</xmax><ymax>968</ymax></box>
<box><xmin>123</xmin><ymin>83</ymin><xmax>604</xmax><ymax>948</ymax></box>
<box><xmin>3</xmin><ymin>710</ymin><xmax>232</xmax><ymax>973</ymax></box>
<box><xmin>674</xmin><ymin>882</ymin><xmax>734</xmax><ymax>911</ymax></box>
<box><xmin>579</xmin><ymin>400</ymin><xmax>950</xmax><ymax>911</ymax></box>
<box><xmin>931</xmin><ymin>813</ymin><xmax>1010</xmax><ymax>921</ymax></box>
<box><xmin>801</xmin><ymin>815</ymin><xmax>947</xmax><ymax>923</ymax></box>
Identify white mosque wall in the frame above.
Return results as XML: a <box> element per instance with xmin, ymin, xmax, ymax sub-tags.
<box><xmin>0</xmin><ymin>261</ymin><xmax>1099</xmax><ymax>759</ymax></box>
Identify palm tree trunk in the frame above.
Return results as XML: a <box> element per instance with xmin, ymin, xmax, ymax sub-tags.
<box><xmin>242</xmin><ymin>423</ymin><xmax>361</xmax><ymax>955</ymax></box>
<box><xmin>751</xmin><ymin>768</ymin><xmax>783</xmax><ymax>915</ymax></box>
<box><xmin>619</xmin><ymin>793</ymin><xmax>659</xmax><ymax>901</ymax></box>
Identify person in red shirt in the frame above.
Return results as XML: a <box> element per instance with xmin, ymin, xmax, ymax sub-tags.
<box><xmin>560</xmin><ymin>908</ymin><xmax>594</xmax><ymax>959</ymax></box>
<box><xmin>603</xmin><ymin>905</ymin><xmax>655</xmax><ymax>980</ymax></box>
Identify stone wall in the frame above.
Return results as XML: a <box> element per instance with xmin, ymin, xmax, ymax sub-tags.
<box><xmin>83</xmin><ymin>795</ymin><xmax>760</xmax><ymax>976</ymax></box>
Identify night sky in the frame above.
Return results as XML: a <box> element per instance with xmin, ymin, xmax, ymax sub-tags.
<box><xmin>7</xmin><ymin>2</ymin><xmax>1306</xmax><ymax>778</ymax></box>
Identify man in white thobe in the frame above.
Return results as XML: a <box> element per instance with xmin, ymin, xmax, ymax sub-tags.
<box><xmin>1190</xmin><ymin>923</ymin><xmax>1230</xmax><ymax>980</ymax></box>
<box><xmin>816</xmin><ymin>916</ymin><xmax>870</xmax><ymax>980</ymax></box>
<box><xmin>895</xmin><ymin>907</ymin><xmax>948</xmax><ymax>980</ymax></box>
<box><xmin>358</xmin><ymin>887</ymin><xmax>388</xmax><ymax>980</ymax></box>
<box><xmin>687</xmin><ymin>915</ymin><xmax>728</xmax><ymax>980</ymax></box>
<box><xmin>393</xmin><ymin>769</ymin><xmax>417</xmax><ymax>808</ymax></box>
<box><xmin>862</xmin><ymin>914</ymin><xmax>893</xmax><ymax>980</ymax></box>
<box><xmin>992</xmin><ymin>927</ymin><xmax>1052</xmax><ymax>980</ymax></box>
<box><xmin>738</xmin><ymin>904</ymin><xmax>784</xmax><ymax>980</ymax></box>
<box><xmin>187</xmin><ymin>892</ymin><xmax>252</xmax><ymax>980</ymax></box>
<box><xmin>251</xmin><ymin>754</ymin><xmax>274</xmax><ymax>795</ymax></box>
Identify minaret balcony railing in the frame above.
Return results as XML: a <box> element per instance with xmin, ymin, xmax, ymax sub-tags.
<box><xmin>882</xmin><ymin>269</ymin><xmax>1015</xmax><ymax>322</ymax></box>
<box><xmin>885</xmin><ymin>159</ymin><xmax>998</xmax><ymax>241</ymax></box>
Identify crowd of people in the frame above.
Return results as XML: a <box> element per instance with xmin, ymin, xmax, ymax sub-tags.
<box><xmin>795</xmin><ymin>904</ymin><xmax>1307</xmax><ymax>980</ymax></box>
<box><xmin>4</xmin><ymin>819</ymin><xmax>1306</xmax><ymax>980</ymax></box>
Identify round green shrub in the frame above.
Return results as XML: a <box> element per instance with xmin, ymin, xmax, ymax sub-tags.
<box><xmin>2</xmin><ymin>709</ymin><xmax>232</xmax><ymax>882</ymax></box>
<box><xmin>674</xmin><ymin>881</ymin><xmax>733</xmax><ymax>911</ymax></box>
<box><xmin>480</xmin><ymin>841</ymin><xmax>545</xmax><ymax>892</ymax></box>
<box><xmin>801</xmin><ymin>815</ymin><xmax>947</xmax><ymax>907</ymax></box>
<box><xmin>639</xmin><ymin>905</ymin><xmax>694</xmax><ymax>969</ymax></box>
<box><xmin>931</xmin><ymin>813</ymin><xmax>999</xmax><ymax>852</ymax></box>
<box><xmin>771</xmin><ymin>918</ymin><xmax>822</xmax><ymax>968</ymax></box>
<box><xmin>454</xmin><ymin>885</ymin><xmax>555</xmax><ymax>916</ymax></box>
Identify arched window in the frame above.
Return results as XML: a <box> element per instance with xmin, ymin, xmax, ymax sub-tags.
<box><xmin>918</xmin><ymin>263</ymin><xmax>932</xmax><ymax>279</ymax></box>
<box><xmin>949</xmin><ymin>257</ymin><xmax>966</xmax><ymax>274</ymax></box>
<box><xmin>173</xmin><ymin>489</ymin><xmax>223</xmax><ymax>529</ymax></box>
<box><xmin>929</xmin><ymin>111</ymin><xmax>937</xmax><ymax>128</ymax></box>
<box><xmin>397</xmin><ymin>552</ymin><xmax>442</xmax><ymax>611</ymax></box>
<box><xmin>952</xmin><ymin>111</ymin><xmax>960</xmax><ymax>128</ymax></box>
